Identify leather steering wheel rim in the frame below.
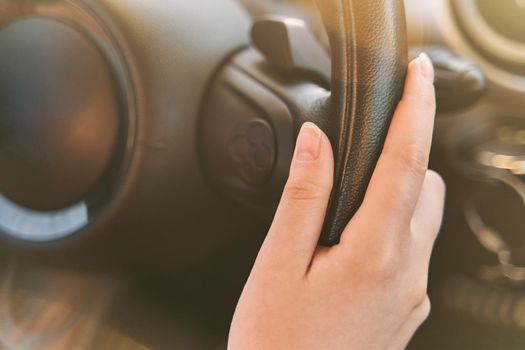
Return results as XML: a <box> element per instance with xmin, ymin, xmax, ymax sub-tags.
<box><xmin>317</xmin><ymin>0</ymin><xmax>408</xmax><ymax>245</ymax></box>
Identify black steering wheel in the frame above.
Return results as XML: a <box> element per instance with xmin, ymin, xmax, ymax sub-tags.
<box><xmin>0</xmin><ymin>0</ymin><xmax>406</xmax><ymax>270</ymax></box>
<box><xmin>314</xmin><ymin>0</ymin><xmax>407</xmax><ymax>243</ymax></box>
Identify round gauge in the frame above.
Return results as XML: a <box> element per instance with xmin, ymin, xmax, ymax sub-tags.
<box><xmin>477</xmin><ymin>0</ymin><xmax>525</xmax><ymax>45</ymax></box>
<box><xmin>0</xmin><ymin>12</ymin><xmax>134</xmax><ymax>242</ymax></box>
<box><xmin>453</xmin><ymin>0</ymin><xmax>525</xmax><ymax>72</ymax></box>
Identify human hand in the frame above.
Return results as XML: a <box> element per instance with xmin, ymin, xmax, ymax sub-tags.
<box><xmin>228</xmin><ymin>53</ymin><xmax>445</xmax><ymax>350</ymax></box>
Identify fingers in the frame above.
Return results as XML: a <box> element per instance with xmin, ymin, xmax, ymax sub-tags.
<box><xmin>255</xmin><ymin>122</ymin><xmax>334</xmax><ymax>275</ymax></box>
<box><xmin>411</xmin><ymin>170</ymin><xmax>446</xmax><ymax>252</ymax></box>
<box><xmin>357</xmin><ymin>53</ymin><xmax>436</xmax><ymax>231</ymax></box>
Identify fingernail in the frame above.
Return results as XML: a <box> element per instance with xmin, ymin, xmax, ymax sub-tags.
<box><xmin>418</xmin><ymin>53</ymin><xmax>435</xmax><ymax>83</ymax></box>
<box><xmin>295</xmin><ymin>122</ymin><xmax>322</xmax><ymax>161</ymax></box>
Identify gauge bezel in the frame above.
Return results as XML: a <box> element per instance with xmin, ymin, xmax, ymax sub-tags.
<box><xmin>452</xmin><ymin>0</ymin><xmax>525</xmax><ymax>70</ymax></box>
<box><xmin>0</xmin><ymin>1</ymin><xmax>137</xmax><ymax>242</ymax></box>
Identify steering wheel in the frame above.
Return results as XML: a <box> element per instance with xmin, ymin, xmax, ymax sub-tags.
<box><xmin>0</xmin><ymin>0</ymin><xmax>406</xmax><ymax>269</ymax></box>
<box><xmin>312</xmin><ymin>0</ymin><xmax>407</xmax><ymax>243</ymax></box>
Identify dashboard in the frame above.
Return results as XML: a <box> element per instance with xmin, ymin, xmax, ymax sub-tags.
<box><xmin>1</xmin><ymin>1</ymin><xmax>525</xmax><ymax>349</ymax></box>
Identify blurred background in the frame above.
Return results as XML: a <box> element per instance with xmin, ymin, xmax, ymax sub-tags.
<box><xmin>1</xmin><ymin>0</ymin><xmax>525</xmax><ymax>349</ymax></box>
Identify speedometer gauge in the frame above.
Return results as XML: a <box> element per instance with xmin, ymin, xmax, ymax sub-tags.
<box><xmin>453</xmin><ymin>0</ymin><xmax>525</xmax><ymax>72</ymax></box>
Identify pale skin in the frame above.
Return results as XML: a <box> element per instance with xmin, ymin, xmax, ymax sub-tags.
<box><xmin>228</xmin><ymin>54</ymin><xmax>445</xmax><ymax>350</ymax></box>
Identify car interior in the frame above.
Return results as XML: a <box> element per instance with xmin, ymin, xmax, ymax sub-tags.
<box><xmin>0</xmin><ymin>0</ymin><xmax>525</xmax><ymax>349</ymax></box>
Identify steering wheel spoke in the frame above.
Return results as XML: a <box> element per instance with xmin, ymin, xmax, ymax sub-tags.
<box><xmin>201</xmin><ymin>0</ymin><xmax>408</xmax><ymax>245</ymax></box>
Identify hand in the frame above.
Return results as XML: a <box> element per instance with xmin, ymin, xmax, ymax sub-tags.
<box><xmin>228</xmin><ymin>54</ymin><xmax>445</xmax><ymax>350</ymax></box>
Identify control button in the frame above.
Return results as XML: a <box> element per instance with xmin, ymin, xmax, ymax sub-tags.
<box><xmin>228</xmin><ymin>120</ymin><xmax>276</xmax><ymax>185</ymax></box>
<box><xmin>251</xmin><ymin>16</ymin><xmax>331</xmax><ymax>85</ymax></box>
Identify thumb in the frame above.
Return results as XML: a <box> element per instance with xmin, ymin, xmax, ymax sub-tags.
<box><xmin>255</xmin><ymin>122</ymin><xmax>334</xmax><ymax>276</ymax></box>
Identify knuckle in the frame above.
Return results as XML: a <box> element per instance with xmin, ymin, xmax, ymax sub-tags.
<box><xmin>398</xmin><ymin>144</ymin><xmax>429</xmax><ymax>177</ymax></box>
<box><xmin>283</xmin><ymin>178</ymin><xmax>326</xmax><ymax>201</ymax></box>
<box><xmin>404</xmin><ymin>84</ymin><xmax>436</xmax><ymax>112</ymax></box>
<box><xmin>425</xmin><ymin>83</ymin><xmax>437</xmax><ymax>109</ymax></box>
<box><xmin>419</xmin><ymin>90</ymin><xmax>437</xmax><ymax>112</ymax></box>
<box><xmin>366</xmin><ymin>245</ymin><xmax>401</xmax><ymax>281</ymax></box>
<box><xmin>427</xmin><ymin>170</ymin><xmax>446</xmax><ymax>194</ymax></box>
<box><xmin>410</xmin><ymin>281</ymin><xmax>430</xmax><ymax>309</ymax></box>
<box><xmin>414</xmin><ymin>296</ymin><xmax>431</xmax><ymax>322</ymax></box>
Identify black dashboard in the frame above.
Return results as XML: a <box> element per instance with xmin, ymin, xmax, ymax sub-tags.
<box><xmin>1</xmin><ymin>1</ymin><xmax>525</xmax><ymax>349</ymax></box>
